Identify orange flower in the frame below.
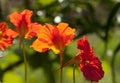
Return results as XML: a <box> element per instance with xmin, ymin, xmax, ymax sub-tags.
<box><xmin>0</xmin><ymin>22</ymin><xmax>18</xmax><ymax>50</ymax></box>
<box><xmin>31</xmin><ymin>23</ymin><xmax>75</xmax><ymax>54</ymax></box>
<box><xmin>9</xmin><ymin>9</ymin><xmax>42</xmax><ymax>44</ymax></box>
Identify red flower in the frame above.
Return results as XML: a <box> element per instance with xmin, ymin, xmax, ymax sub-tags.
<box><xmin>0</xmin><ymin>22</ymin><xmax>18</xmax><ymax>50</ymax></box>
<box><xmin>77</xmin><ymin>36</ymin><xmax>104</xmax><ymax>82</ymax></box>
<box><xmin>31</xmin><ymin>23</ymin><xmax>75</xmax><ymax>54</ymax></box>
<box><xmin>63</xmin><ymin>36</ymin><xmax>104</xmax><ymax>82</ymax></box>
<box><xmin>9</xmin><ymin>9</ymin><xmax>42</xmax><ymax>44</ymax></box>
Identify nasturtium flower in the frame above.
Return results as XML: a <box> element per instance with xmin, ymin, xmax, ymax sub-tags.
<box><xmin>9</xmin><ymin>9</ymin><xmax>42</xmax><ymax>44</ymax></box>
<box><xmin>63</xmin><ymin>36</ymin><xmax>104</xmax><ymax>82</ymax></box>
<box><xmin>31</xmin><ymin>23</ymin><xmax>75</xmax><ymax>54</ymax></box>
<box><xmin>0</xmin><ymin>22</ymin><xmax>18</xmax><ymax>50</ymax></box>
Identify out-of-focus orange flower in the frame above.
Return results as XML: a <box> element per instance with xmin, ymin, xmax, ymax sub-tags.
<box><xmin>31</xmin><ymin>22</ymin><xmax>75</xmax><ymax>54</ymax></box>
<box><xmin>0</xmin><ymin>22</ymin><xmax>18</xmax><ymax>50</ymax></box>
<box><xmin>63</xmin><ymin>36</ymin><xmax>104</xmax><ymax>82</ymax></box>
<box><xmin>9</xmin><ymin>9</ymin><xmax>42</xmax><ymax>44</ymax></box>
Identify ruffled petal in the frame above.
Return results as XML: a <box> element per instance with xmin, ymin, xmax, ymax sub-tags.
<box><xmin>81</xmin><ymin>63</ymin><xmax>104</xmax><ymax>82</ymax></box>
<box><xmin>77</xmin><ymin>36</ymin><xmax>91</xmax><ymax>51</ymax></box>
<box><xmin>0</xmin><ymin>22</ymin><xmax>17</xmax><ymax>50</ymax></box>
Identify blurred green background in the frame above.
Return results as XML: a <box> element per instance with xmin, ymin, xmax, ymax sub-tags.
<box><xmin>0</xmin><ymin>0</ymin><xmax>120</xmax><ymax>83</ymax></box>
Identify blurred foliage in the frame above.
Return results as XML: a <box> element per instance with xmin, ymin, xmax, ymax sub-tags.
<box><xmin>0</xmin><ymin>0</ymin><xmax>120</xmax><ymax>83</ymax></box>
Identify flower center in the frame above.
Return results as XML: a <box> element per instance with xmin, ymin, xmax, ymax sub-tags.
<box><xmin>19</xmin><ymin>22</ymin><xmax>28</xmax><ymax>39</ymax></box>
<box><xmin>52</xmin><ymin>28</ymin><xmax>63</xmax><ymax>51</ymax></box>
<box><xmin>85</xmin><ymin>60</ymin><xmax>90</xmax><ymax>65</ymax></box>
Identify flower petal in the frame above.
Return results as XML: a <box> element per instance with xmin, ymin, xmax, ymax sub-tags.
<box><xmin>0</xmin><ymin>22</ymin><xmax>17</xmax><ymax>50</ymax></box>
<box><xmin>30</xmin><ymin>39</ymin><xmax>50</xmax><ymax>52</ymax></box>
<box><xmin>9</xmin><ymin>9</ymin><xmax>32</xmax><ymax>28</ymax></box>
<box><xmin>9</xmin><ymin>12</ymin><xmax>22</xmax><ymax>27</ymax></box>
<box><xmin>57</xmin><ymin>23</ymin><xmax>75</xmax><ymax>45</ymax></box>
<box><xmin>77</xmin><ymin>36</ymin><xmax>91</xmax><ymax>51</ymax></box>
<box><xmin>81</xmin><ymin>63</ymin><xmax>104</xmax><ymax>82</ymax></box>
<box><xmin>25</xmin><ymin>23</ymin><xmax>42</xmax><ymax>39</ymax></box>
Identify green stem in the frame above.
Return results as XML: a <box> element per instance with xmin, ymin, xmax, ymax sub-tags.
<box><xmin>22</xmin><ymin>42</ymin><xmax>27</xmax><ymax>83</ymax></box>
<box><xmin>60</xmin><ymin>51</ymin><xmax>64</xmax><ymax>83</ymax></box>
<box><xmin>24</xmin><ymin>0</ymin><xmax>31</xmax><ymax>9</ymax></box>
<box><xmin>111</xmin><ymin>43</ymin><xmax>120</xmax><ymax>83</ymax></box>
<box><xmin>102</xmin><ymin>41</ymin><xmax>108</xmax><ymax>60</ymax></box>
<box><xmin>73</xmin><ymin>64</ymin><xmax>76</xmax><ymax>83</ymax></box>
<box><xmin>0</xmin><ymin>0</ymin><xmax>3</xmax><ymax>21</ymax></box>
<box><xmin>60</xmin><ymin>66</ymin><xmax>63</xmax><ymax>83</ymax></box>
<box><xmin>111</xmin><ymin>55</ymin><xmax>116</xmax><ymax>83</ymax></box>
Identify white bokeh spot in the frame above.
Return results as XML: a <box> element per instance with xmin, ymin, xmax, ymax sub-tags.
<box><xmin>37</xmin><ymin>10</ymin><xmax>45</xmax><ymax>16</ymax></box>
<box><xmin>58</xmin><ymin>0</ymin><xmax>64</xmax><ymax>3</ymax></box>
<box><xmin>54</xmin><ymin>16</ymin><xmax>62</xmax><ymax>23</ymax></box>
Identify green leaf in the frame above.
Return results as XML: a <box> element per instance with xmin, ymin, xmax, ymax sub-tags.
<box><xmin>3</xmin><ymin>71</ymin><xmax>22</xmax><ymax>83</ymax></box>
<box><xmin>37</xmin><ymin>0</ymin><xmax>55</xmax><ymax>5</ymax></box>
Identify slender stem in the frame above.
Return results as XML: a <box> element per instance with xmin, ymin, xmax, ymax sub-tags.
<box><xmin>102</xmin><ymin>41</ymin><xmax>108</xmax><ymax>59</ymax></box>
<box><xmin>73</xmin><ymin>64</ymin><xmax>76</xmax><ymax>83</ymax></box>
<box><xmin>111</xmin><ymin>56</ymin><xmax>116</xmax><ymax>83</ymax></box>
<box><xmin>111</xmin><ymin>43</ymin><xmax>120</xmax><ymax>83</ymax></box>
<box><xmin>60</xmin><ymin>66</ymin><xmax>63</xmax><ymax>83</ymax></box>
<box><xmin>22</xmin><ymin>42</ymin><xmax>27</xmax><ymax>83</ymax></box>
<box><xmin>24</xmin><ymin>0</ymin><xmax>31</xmax><ymax>9</ymax></box>
<box><xmin>0</xmin><ymin>0</ymin><xmax>4</xmax><ymax>21</ymax></box>
<box><xmin>60</xmin><ymin>51</ymin><xmax>64</xmax><ymax>83</ymax></box>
